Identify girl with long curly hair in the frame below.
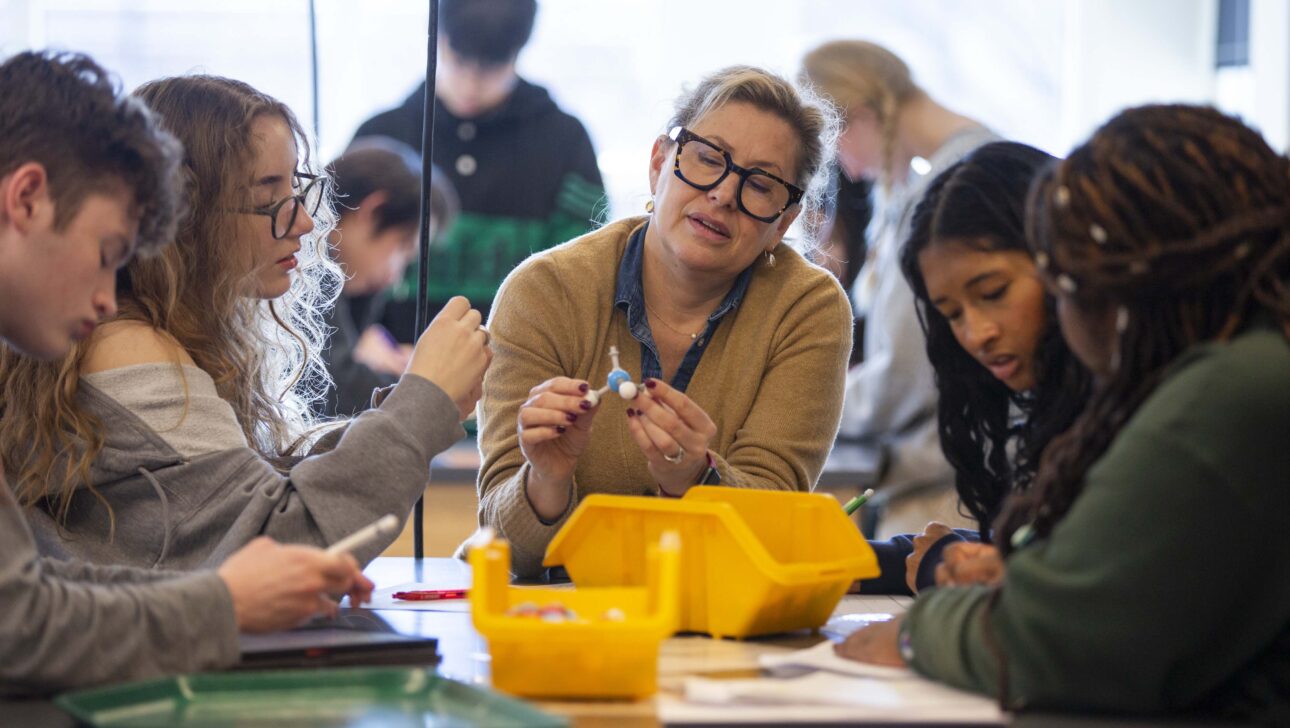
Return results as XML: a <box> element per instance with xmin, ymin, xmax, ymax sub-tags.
<box><xmin>0</xmin><ymin>75</ymin><xmax>490</xmax><ymax>569</ymax></box>
<box><xmin>837</xmin><ymin>105</ymin><xmax>1290</xmax><ymax>722</ymax></box>
<box><xmin>854</xmin><ymin>142</ymin><xmax>1092</xmax><ymax>595</ymax></box>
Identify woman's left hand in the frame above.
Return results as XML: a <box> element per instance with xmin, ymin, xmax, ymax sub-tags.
<box><xmin>906</xmin><ymin>521</ymin><xmax>955</xmax><ymax>593</ymax></box>
<box><xmin>626</xmin><ymin>377</ymin><xmax>717</xmax><ymax>496</ymax></box>
<box><xmin>834</xmin><ymin>615</ymin><xmax>906</xmax><ymax>667</ymax></box>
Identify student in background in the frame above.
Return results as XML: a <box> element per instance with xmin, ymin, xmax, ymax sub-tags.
<box><xmin>353</xmin><ymin>0</ymin><xmax>604</xmax><ymax>337</ymax></box>
<box><xmin>0</xmin><ymin>50</ymin><xmax>371</xmax><ymax>696</ymax></box>
<box><xmin>837</xmin><ymin>105</ymin><xmax>1290</xmax><ymax>722</ymax></box>
<box><xmin>855</xmin><ymin>142</ymin><xmax>1091</xmax><ymax>594</ymax></box>
<box><xmin>2</xmin><ymin>75</ymin><xmax>490</xmax><ymax>571</ymax></box>
<box><xmin>801</xmin><ymin>40</ymin><xmax>998</xmax><ymax>537</ymax></box>
<box><xmin>812</xmin><ymin>170</ymin><xmax>872</xmax><ymax>367</ymax></box>
<box><xmin>321</xmin><ymin>137</ymin><xmax>459</xmax><ymax>417</ymax></box>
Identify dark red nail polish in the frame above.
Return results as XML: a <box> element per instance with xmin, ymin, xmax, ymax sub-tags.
<box><xmin>626</xmin><ymin>408</ymin><xmax>636</xmax><ymax>417</ymax></box>
<box><xmin>566</xmin><ymin>412</ymin><xmax>578</xmax><ymax>423</ymax></box>
<box><xmin>579</xmin><ymin>400</ymin><xmax>592</xmax><ymax>410</ymax></box>
<box><xmin>645</xmin><ymin>379</ymin><xmax>657</xmax><ymax>389</ymax></box>
<box><xmin>556</xmin><ymin>425</ymin><xmax>567</xmax><ymax>434</ymax></box>
<box><xmin>579</xmin><ymin>383</ymin><xmax>589</xmax><ymax>393</ymax></box>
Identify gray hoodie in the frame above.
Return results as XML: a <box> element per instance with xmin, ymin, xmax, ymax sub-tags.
<box><xmin>27</xmin><ymin>369</ymin><xmax>463</xmax><ymax>569</ymax></box>
<box><xmin>0</xmin><ymin>479</ymin><xmax>238</xmax><ymax>696</ymax></box>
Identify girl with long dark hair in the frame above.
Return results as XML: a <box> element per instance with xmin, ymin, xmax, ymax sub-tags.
<box><xmin>859</xmin><ymin>141</ymin><xmax>1092</xmax><ymax>594</ymax></box>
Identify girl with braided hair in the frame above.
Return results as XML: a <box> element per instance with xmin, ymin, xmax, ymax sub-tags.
<box><xmin>853</xmin><ymin>142</ymin><xmax>1092</xmax><ymax>595</ymax></box>
<box><xmin>835</xmin><ymin>104</ymin><xmax>1290</xmax><ymax>722</ymax></box>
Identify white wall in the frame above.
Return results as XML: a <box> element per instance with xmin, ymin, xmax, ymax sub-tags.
<box><xmin>1057</xmin><ymin>0</ymin><xmax>1216</xmax><ymax>153</ymax></box>
<box><xmin>1247</xmin><ymin>0</ymin><xmax>1290</xmax><ymax>150</ymax></box>
<box><xmin>0</xmin><ymin>0</ymin><xmax>40</xmax><ymax>54</ymax></box>
<box><xmin>3</xmin><ymin>0</ymin><xmax>1286</xmax><ymax>216</ymax></box>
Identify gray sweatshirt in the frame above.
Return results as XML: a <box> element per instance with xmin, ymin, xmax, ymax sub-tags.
<box><xmin>840</xmin><ymin>126</ymin><xmax>1000</xmax><ymax>499</ymax></box>
<box><xmin>0</xmin><ymin>479</ymin><xmax>238</xmax><ymax>696</ymax></box>
<box><xmin>27</xmin><ymin>366</ymin><xmax>463</xmax><ymax>569</ymax></box>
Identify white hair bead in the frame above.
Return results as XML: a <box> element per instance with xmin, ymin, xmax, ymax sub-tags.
<box><xmin>1054</xmin><ymin>185</ymin><xmax>1071</xmax><ymax>208</ymax></box>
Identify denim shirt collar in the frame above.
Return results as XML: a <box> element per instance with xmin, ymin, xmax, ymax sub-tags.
<box><xmin>613</xmin><ymin>222</ymin><xmax>753</xmax><ymax>390</ymax></box>
<box><xmin>613</xmin><ymin>222</ymin><xmax>752</xmax><ymax>330</ymax></box>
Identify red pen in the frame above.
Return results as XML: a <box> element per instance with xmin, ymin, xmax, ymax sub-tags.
<box><xmin>392</xmin><ymin>588</ymin><xmax>469</xmax><ymax>601</ymax></box>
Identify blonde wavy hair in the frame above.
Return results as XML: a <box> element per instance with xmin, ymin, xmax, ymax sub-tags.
<box><xmin>0</xmin><ymin>75</ymin><xmax>341</xmax><ymax>522</ymax></box>
<box><xmin>800</xmin><ymin>40</ymin><xmax>923</xmax><ymax>192</ymax></box>
<box><xmin>665</xmin><ymin>65</ymin><xmax>842</xmax><ymax>253</ymax></box>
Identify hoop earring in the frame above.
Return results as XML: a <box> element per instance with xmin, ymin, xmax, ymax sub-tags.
<box><xmin>645</xmin><ymin>199</ymin><xmax>655</xmax><ymax>213</ymax></box>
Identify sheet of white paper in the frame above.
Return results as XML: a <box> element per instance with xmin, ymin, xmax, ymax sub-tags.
<box><xmin>760</xmin><ymin>639</ymin><xmax>913</xmax><ymax>679</ymax></box>
<box><xmin>669</xmin><ymin>672</ymin><xmax>1004</xmax><ymax>724</ymax></box>
<box><xmin>365</xmin><ymin>582</ymin><xmax>472</xmax><ymax>612</ymax></box>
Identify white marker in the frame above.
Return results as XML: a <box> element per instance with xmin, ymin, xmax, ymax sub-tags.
<box><xmin>327</xmin><ymin>514</ymin><xmax>401</xmax><ymax>555</ymax></box>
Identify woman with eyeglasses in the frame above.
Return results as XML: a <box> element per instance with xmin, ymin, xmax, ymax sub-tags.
<box><xmin>3</xmin><ymin>75</ymin><xmax>490</xmax><ymax>570</ymax></box>
<box><xmin>468</xmin><ymin>66</ymin><xmax>853</xmax><ymax>577</ymax></box>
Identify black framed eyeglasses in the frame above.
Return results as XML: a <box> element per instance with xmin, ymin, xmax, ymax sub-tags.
<box><xmin>668</xmin><ymin>126</ymin><xmax>804</xmax><ymax>223</ymax></box>
<box><xmin>233</xmin><ymin>172</ymin><xmax>328</xmax><ymax>240</ymax></box>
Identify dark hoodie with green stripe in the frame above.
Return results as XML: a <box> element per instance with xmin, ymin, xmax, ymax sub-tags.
<box><xmin>353</xmin><ymin>78</ymin><xmax>605</xmax><ymax>338</ymax></box>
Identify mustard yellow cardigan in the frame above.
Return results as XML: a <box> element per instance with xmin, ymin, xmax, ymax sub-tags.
<box><xmin>473</xmin><ymin>217</ymin><xmax>853</xmax><ymax>575</ymax></box>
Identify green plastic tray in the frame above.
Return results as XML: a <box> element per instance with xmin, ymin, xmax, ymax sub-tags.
<box><xmin>54</xmin><ymin>667</ymin><xmax>567</xmax><ymax>727</ymax></box>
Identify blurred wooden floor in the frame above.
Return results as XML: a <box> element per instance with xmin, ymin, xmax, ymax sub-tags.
<box><xmin>381</xmin><ymin>480</ymin><xmax>479</xmax><ymax>557</ymax></box>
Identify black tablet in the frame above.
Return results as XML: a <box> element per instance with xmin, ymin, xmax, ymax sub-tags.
<box><xmin>234</xmin><ymin>609</ymin><xmax>440</xmax><ymax>670</ymax></box>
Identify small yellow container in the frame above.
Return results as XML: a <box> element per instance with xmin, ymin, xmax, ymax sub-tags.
<box><xmin>470</xmin><ymin>530</ymin><xmax>680</xmax><ymax>699</ymax></box>
<box><xmin>544</xmin><ymin>486</ymin><xmax>879</xmax><ymax>639</ymax></box>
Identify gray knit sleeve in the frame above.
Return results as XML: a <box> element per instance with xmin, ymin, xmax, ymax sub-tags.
<box><xmin>50</xmin><ymin>368</ymin><xmax>464</xmax><ymax>572</ymax></box>
<box><xmin>188</xmin><ymin>373</ymin><xmax>465</xmax><ymax>568</ymax></box>
<box><xmin>39</xmin><ymin>557</ymin><xmax>184</xmax><ymax>584</ymax></box>
<box><xmin>0</xmin><ymin>485</ymin><xmax>239</xmax><ymax>697</ymax></box>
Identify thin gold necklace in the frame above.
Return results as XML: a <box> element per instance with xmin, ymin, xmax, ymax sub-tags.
<box><xmin>644</xmin><ymin>297</ymin><xmax>703</xmax><ymax>340</ymax></box>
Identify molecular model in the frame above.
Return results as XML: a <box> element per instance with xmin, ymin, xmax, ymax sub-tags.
<box><xmin>584</xmin><ymin>345</ymin><xmax>641</xmax><ymax>407</ymax></box>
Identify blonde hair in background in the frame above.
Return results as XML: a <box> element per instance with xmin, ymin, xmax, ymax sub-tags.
<box><xmin>800</xmin><ymin>40</ymin><xmax>923</xmax><ymax>192</ymax></box>
<box><xmin>0</xmin><ymin>75</ymin><xmax>342</xmax><ymax>523</ymax></box>
<box><xmin>665</xmin><ymin>65</ymin><xmax>842</xmax><ymax>254</ymax></box>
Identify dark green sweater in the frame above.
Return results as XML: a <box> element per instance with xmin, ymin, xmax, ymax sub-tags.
<box><xmin>904</xmin><ymin>325</ymin><xmax>1290</xmax><ymax>723</ymax></box>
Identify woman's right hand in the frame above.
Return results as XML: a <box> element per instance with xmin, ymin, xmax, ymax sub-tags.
<box><xmin>405</xmin><ymin>296</ymin><xmax>492</xmax><ymax>420</ymax></box>
<box><xmin>518</xmin><ymin>377</ymin><xmax>598</xmax><ymax>520</ymax></box>
<box><xmin>217</xmin><ymin>537</ymin><xmax>374</xmax><ymax>633</ymax></box>
<box><xmin>935</xmin><ymin>542</ymin><xmax>1005</xmax><ymax>588</ymax></box>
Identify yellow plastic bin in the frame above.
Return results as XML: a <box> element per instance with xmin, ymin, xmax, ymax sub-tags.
<box><xmin>470</xmin><ymin>530</ymin><xmax>680</xmax><ymax>700</ymax></box>
<box><xmin>543</xmin><ymin>486</ymin><xmax>879</xmax><ymax>639</ymax></box>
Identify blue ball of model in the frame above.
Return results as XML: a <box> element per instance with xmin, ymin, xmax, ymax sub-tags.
<box><xmin>585</xmin><ymin>346</ymin><xmax>639</xmax><ymax>406</ymax></box>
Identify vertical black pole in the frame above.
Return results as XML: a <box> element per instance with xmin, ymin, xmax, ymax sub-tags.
<box><xmin>412</xmin><ymin>0</ymin><xmax>439</xmax><ymax>561</ymax></box>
